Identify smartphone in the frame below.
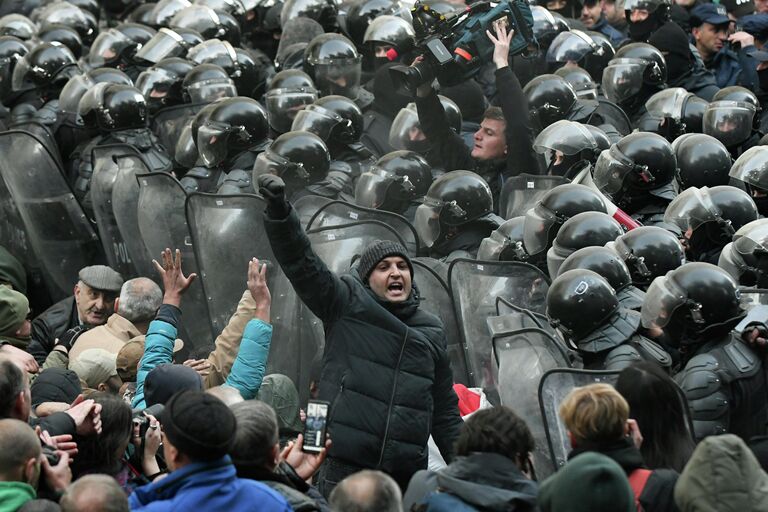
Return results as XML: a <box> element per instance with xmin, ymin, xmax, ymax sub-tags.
<box><xmin>302</xmin><ymin>400</ymin><xmax>330</xmax><ymax>453</ymax></box>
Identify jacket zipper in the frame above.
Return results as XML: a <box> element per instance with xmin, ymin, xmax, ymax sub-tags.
<box><xmin>376</xmin><ymin>327</ymin><xmax>409</xmax><ymax>468</ymax></box>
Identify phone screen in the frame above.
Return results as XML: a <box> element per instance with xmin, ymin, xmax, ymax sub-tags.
<box><xmin>302</xmin><ymin>400</ymin><xmax>329</xmax><ymax>453</ymax></box>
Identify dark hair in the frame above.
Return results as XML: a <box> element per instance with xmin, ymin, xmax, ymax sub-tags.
<box><xmin>615</xmin><ymin>362</ymin><xmax>695</xmax><ymax>472</ymax></box>
<box><xmin>482</xmin><ymin>106</ymin><xmax>505</xmax><ymax>123</ymax></box>
<box><xmin>454</xmin><ymin>406</ymin><xmax>534</xmax><ymax>463</ymax></box>
<box><xmin>0</xmin><ymin>360</ymin><xmax>25</xmax><ymax>419</ymax></box>
<box><xmin>71</xmin><ymin>393</ymin><xmax>132</xmax><ymax>478</ymax></box>
<box><xmin>230</xmin><ymin>400</ymin><xmax>279</xmax><ymax>470</ymax></box>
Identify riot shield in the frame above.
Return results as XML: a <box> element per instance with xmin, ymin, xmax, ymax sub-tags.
<box><xmin>538</xmin><ymin>369</ymin><xmax>620</xmax><ymax>471</ymax></box>
<box><xmin>293</xmin><ymin>194</ymin><xmax>334</xmax><ymax>228</ymax></box>
<box><xmin>151</xmin><ymin>103</ymin><xmax>205</xmax><ymax>158</ymax></box>
<box><xmin>112</xmin><ymin>154</ymin><xmax>154</xmax><ymax>277</ymax></box>
<box><xmin>306</xmin><ymin>221</ymin><xmax>412</xmax><ymax>274</ymax></box>
<box><xmin>413</xmin><ymin>258</ymin><xmax>469</xmax><ymax>385</ymax></box>
<box><xmin>499</xmin><ymin>174</ymin><xmax>570</xmax><ymax>220</ymax></box>
<box><xmin>739</xmin><ymin>287</ymin><xmax>768</xmax><ymax>310</ymax></box>
<box><xmin>305</xmin><ymin>200</ymin><xmax>421</xmax><ymax>256</ymax></box>
<box><xmin>596</xmin><ymin>98</ymin><xmax>633</xmax><ymax>137</ymax></box>
<box><xmin>186</xmin><ymin>192</ymin><xmax>323</xmax><ymax>403</ymax></box>
<box><xmin>91</xmin><ymin>144</ymin><xmax>145</xmax><ymax>277</ymax></box>
<box><xmin>448</xmin><ymin>259</ymin><xmax>550</xmax><ymax>393</ymax></box>
<box><xmin>492</xmin><ymin>319</ymin><xmax>572</xmax><ymax>478</ymax></box>
<box><xmin>9</xmin><ymin>122</ymin><xmax>65</xmax><ymax>168</ymax></box>
<box><xmin>136</xmin><ymin>172</ymin><xmax>214</xmax><ymax>352</ymax></box>
<box><xmin>0</xmin><ymin>130</ymin><xmax>101</xmax><ymax>301</ymax></box>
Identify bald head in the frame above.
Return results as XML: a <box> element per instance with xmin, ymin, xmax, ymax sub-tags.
<box><xmin>0</xmin><ymin>419</ymin><xmax>40</xmax><ymax>480</ymax></box>
<box><xmin>117</xmin><ymin>278</ymin><xmax>162</xmax><ymax>325</ymax></box>
<box><xmin>60</xmin><ymin>474</ymin><xmax>129</xmax><ymax>512</ymax></box>
<box><xmin>206</xmin><ymin>385</ymin><xmax>244</xmax><ymax>407</ymax></box>
<box><xmin>330</xmin><ymin>470</ymin><xmax>403</xmax><ymax>512</ymax></box>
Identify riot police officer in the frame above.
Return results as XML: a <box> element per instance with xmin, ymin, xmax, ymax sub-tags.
<box><xmin>593</xmin><ymin>132</ymin><xmax>679</xmax><ymax>226</ymax></box>
<box><xmin>354</xmin><ymin>150</ymin><xmax>432</xmax><ymax>221</ymax></box>
<box><xmin>602</xmin><ymin>42</ymin><xmax>667</xmax><ymax>123</ymax></box>
<box><xmin>704</xmin><ymin>100</ymin><xmax>760</xmax><ymax>158</ymax></box>
<box><xmin>641</xmin><ymin>262</ymin><xmax>767</xmax><ymax>441</ymax></box>
<box><xmin>413</xmin><ymin>170</ymin><xmax>502</xmax><ymax>261</ymax></box>
<box><xmin>636</xmin><ymin>88</ymin><xmax>708</xmax><ymax>142</ymax></box>
<box><xmin>558</xmin><ymin>246</ymin><xmax>646</xmax><ymax>311</ymax></box>
<box><xmin>674</xmin><ymin>133</ymin><xmax>732</xmax><ymax>190</ymax></box>
<box><xmin>361</xmin><ymin>14</ymin><xmax>415</xmax><ymax>72</ymax></box>
<box><xmin>252</xmin><ymin>130</ymin><xmax>334</xmax><ymax>201</ymax></box>
<box><xmin>608</xmin><ymin>225</ymin><xmax>686</xmax><ymax>289</ymax></box>
<box><xmin>523</xmin><ymin>183</ymin><xmax>608</xmax><ymax>269</ymax></box>
<box><xmin>532</xmin><ymin>120</ymin><xmax>610</xmax><ymax>178</ymax></box>
<box><xmin>546</xmin><ymin>30</ymin><xmax>615</xmax><ymax>84</ymax></box>
<box><xmin>719</xmin><ymin>219</ymin><xmax>768</xmax><ymax>287</ymax></box>
<box><xmin>546</xmin><ymin>211</ymin><xmax>624</xmax><ymax>277</ymax></box>
<box><xmin>265</xmin><ymin>69</ymin><xmax>319</xmax><ymax>136</ymax></box>
<box><xmin>86</xmin><ymin>23</ymin><xmax>157</xmax><ymax>80</ymax></box>
<box><xmin>477</xmin><ymin>216</ymin><xmax>531</xmax><ymax>262</ymax></box>
<box><xmin>729</xmin><ymin>146</ymin><xmax>768</xmax><ymax>216</ymax></box>
<box><xmin>664</xmin><ymin>185</ymin><xmax>758</xmax><ymax>264</ymax></box>
<box><xmin>134</xmin><ymin>27</ymin><xmax>205</xmax><ymax>65</ymax></box>
<box><xmin>547</xmin><ymin>269</ymin><xmax>671</xmax><ymax>370</ymax></box>
<box><xmin>304</xmin><ymin>33</ymin><xmax>372</xmax><ymax>109</ymax></box>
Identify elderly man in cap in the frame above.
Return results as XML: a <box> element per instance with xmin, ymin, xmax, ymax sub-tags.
<box><xmin>257</xmin><ymin>174</ymin><xmax>462</xmax><ymax>496</ymax></box>
<box><xmin>690</xmin><ymin>3</ymin><xmax>760</xmax><ymax>88</ymax></box>
<box><xmin>27</xmin><ymin>265</ymin><xmax>124</xmax><ymax>364</ymax></box>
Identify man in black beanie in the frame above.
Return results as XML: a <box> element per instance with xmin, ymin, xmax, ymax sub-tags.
<box><xmin>257</xmin><ymin>173</ymin><xmax>462</xmax><ymax>497</ymax></box>
<box><xmin>129</xmin><ymin>391</ymin><xmax>291</xmax><ymax>511</ymax></box>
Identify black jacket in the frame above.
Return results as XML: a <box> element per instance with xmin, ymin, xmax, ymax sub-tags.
<box><xmin>403</xmin><ymin>452</ymin><xmax>538</xmax><ymax>512</ymax></box>
<box><xmin>28</xmin><ymin>296</ymin><xmax>79</xmax><ymax>364</ymax></box>
<box><xmin>237</xmin><ymin>462</ymin><xmax>330</xmax><ymax>512</ymax></box>
<box><xmin>263</xmin><ymin>207</ymin><xmax>462</xmax><ymax>485</ymax></box>
<box><xmin>570</xmin><ymin>439</ymin><xmax>679</xmax><ymax>512</ymax></box>
<box><xmin>415</xmin><ymin>66</ymin><xmax>539</xmax><ymax>206</ymax></box>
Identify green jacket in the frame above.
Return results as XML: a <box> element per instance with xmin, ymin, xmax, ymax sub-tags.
<box><xmin>0</xmin><ymin>481</ymin><xmax>35</xmax><ymax>512</ymax></box>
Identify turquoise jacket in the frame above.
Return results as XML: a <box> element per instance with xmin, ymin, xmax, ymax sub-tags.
<box><xmin>225</xmin><ymin>318</ymin><xmax>272</xmax><ymax>399</ymax></box>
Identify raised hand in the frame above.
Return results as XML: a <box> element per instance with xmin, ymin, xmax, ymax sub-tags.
<box><xmin>486</xmin><ymin>18</ymin><xmax>515</xmax><ymax>69</ymax></box>
<box><xmin>247</xmin><ymin>258</ymin><xmax>271</xmax><ymax>321</ymax></box>
<box><xmin>153</xmin><ymin>248</ymin><xmax>198</xmax><ymax>307</ymax></box>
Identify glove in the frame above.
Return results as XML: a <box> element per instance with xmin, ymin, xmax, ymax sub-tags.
<box><xmin>55</xmin><ymin>325</ymin><xmax>88</xmax><ymax>353</ymax></box>
<box><xmin>257</xmin><ymin>174</ymin><xmax>290</xmax><ymax>219</ymax></box>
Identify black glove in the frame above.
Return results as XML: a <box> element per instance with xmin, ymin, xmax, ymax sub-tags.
<box><xmin>257</xmin><ymin>174</ymin><xmax>290</xmax><ymax>219</ymax></box>
<box><xmin>55</xmin><ymin>325</ymin><xmax>88</xmax><ymax>353</ymax></box>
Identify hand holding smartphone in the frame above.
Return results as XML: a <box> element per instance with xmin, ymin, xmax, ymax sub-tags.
<box><xmin>302</xmin><ymin>400</ymin><xmax>330</xmax><ymax>453</ymax></box>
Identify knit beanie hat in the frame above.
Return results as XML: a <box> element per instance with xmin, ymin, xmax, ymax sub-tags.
<box><xmin>144</xmin><ymin>364</ymin><xmax>202</xmax><ymax>407</ymax></box>
<box><xmin>357</xmin><ymin>240</ymin><xmax>413</xmax><ymax>281</ymax></box>
<box><xmin>539</xmin><ymin>452</ymin><xmax>636</xmax><ymax>512</ymax></box>
<box><xmin>30</xmin><ymin>368</ymin><xmax>83</xmax><ymax>408</ymax></box>
<box><xmin>0</xmin><ymin>286</ymin><xmax>28</xmax><ymax>335</ymax></box>
<box><xmin>159</xmin><ymin>390</ymin><xmax>236</xmax><ymax>461</ymax></box>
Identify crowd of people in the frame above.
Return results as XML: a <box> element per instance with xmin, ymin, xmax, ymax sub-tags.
<box><xmin>3</xmin><ymin>0</ymin><xmax>768</xmax><ymax>510</ymax></box>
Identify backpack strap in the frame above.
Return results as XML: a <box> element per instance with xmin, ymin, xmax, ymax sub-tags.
<box><xmin>628</xmin><ymin>468</ymin><xmax>652</xmax><ymax>512</ymax></box>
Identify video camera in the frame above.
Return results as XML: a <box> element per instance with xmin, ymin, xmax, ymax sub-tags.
<box><xmin>388</xmin><ymin>0</ymin><xmax>536</xmax><ymax>94</ymax></box>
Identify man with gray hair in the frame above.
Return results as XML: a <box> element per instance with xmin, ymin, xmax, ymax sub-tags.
<box><xmin>59</xmin><ymin>474</ymin><xmax>129</xmax><ymax>512</ymax></box>
<box><xmin>329</xmin><ymin>471</ymin><xmax>403</xmax><ymax>512</ymax></box>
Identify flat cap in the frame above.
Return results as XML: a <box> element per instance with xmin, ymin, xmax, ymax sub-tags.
<box><xmin>78</xmin><ymin>265</ymin><xmax>123</xmax><ymax>292</ymax></box>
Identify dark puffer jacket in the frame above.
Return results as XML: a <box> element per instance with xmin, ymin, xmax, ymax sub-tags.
<box><xmin>264</xmin><ymin>208</ymin><xmax>462</xmax><ymax>484</ymax></box>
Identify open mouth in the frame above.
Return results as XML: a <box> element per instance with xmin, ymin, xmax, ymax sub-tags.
<box><xmin>388</xmin><ymin>282</ymin><xmax>404</xmax><ymax>292</ymax></box>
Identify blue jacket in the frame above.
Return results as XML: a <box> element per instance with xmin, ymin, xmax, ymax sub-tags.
<box><xmin>129</xmin><ymin>456</ymin><xmax>291</xmax><ymax>512</ymax></box>
<box><xmin>709</xmin><ymin>45</ymin><xmax>759</xmax><ymax>90</ymax></box>
<box><xmin>132</xmin><ymin>315</ymin><xmax>178</xmax><ymax>410</ymax></box>
<box><xmin>592</xmin><ymin>16</ymin><xmax>626</xmax><ymax>47</ymax></box>
<box><xmin>225</xmin><ymin>318</ymin><xmax>272</xmax><ymax>399</ymax></box>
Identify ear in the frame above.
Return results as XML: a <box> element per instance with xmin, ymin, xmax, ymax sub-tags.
<box><xmin>692</xmin><ymin>27</ymin><xmax>701</xmax><ymax>40</ymax></box>
<box><xmin>73</xmin><ymin>283</ymin><xmax>80</xmax><ymax>298</ymax></box>
<box><xmin>271</xmin><ymin>443</ymin><xmax>280</xmax><ymax>468</ymax></box>
<box><xmin>97</xmin><ymin>383</ymin><xmax>107</xmax><ymax>392</ymax></box>
<box><xmin>113</xmin><ymin>297</ymin><xmax>120</xmax><ymax>315</ymax></box>
<box><xmin>13</xmin><ymin>390</ymin><xmax>27</xmax><ymax>420</ymax></box>
<box><xmin>23</xmin><ymin>456</ymin><xmax>39</xmax><ymax>485</ymax></box>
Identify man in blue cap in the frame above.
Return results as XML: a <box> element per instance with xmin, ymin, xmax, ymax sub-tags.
<box><xmin>690</xmin><ymin>2</ymin><xmax>760</xmax><ymax>89</ymax></box>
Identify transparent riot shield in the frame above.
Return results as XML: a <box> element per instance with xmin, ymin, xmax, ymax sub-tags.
<box><xmin>306</xmin><ymin>200</ymin><xmax>421</xmax><ymax>256</ymax></box>
<box><xmin>538</xmin><ymin>369</ymin><xmax>620</xmax><ymax>470</ymax></box>
<box><xmin>306</xmin><ymin>221</ymin><xmax>411</xmax><ymax>274</ymax></box>
<box><xmin>91</xmin><ymin>144</ymin><xmax>145</xmax><ymax>277</ymax></box>
<box><xmin>186</xmin><ymin>192</ymin><xmax>323</xmax><ymax>403</ymax></box>
<box><xmin>448</xmin><ymin>259</ymin><xmax>550</xmax><ymax>394</ymax></box>
<box><xmin>739</xmin><ymin>287</ymin><xmax>768</xmax><ymax>310</ymax></box>
<box><xmin>293</xmin><ymin>194</ymin><xmax>335</xmax><ymax>228</ymax></box>
<box><xmin>491</xmin><ymin>317</ymin><xmax>572</xmax><ymax>479</ymax></box>
<box><xmin>0</xmin><ymin>130</ymin><xmax>101</xmax><ymax>301</ymax></box>
<box><xmin>136</xmin><ymin>172</ymin><xmax>214</xmax><ymax>352</ymax></box>
<box><xmin>112</xmin><ymin>154</ymin><xmax>154</xmax><ymax>277</ymax></box>
<box><xmin>151</xmin><ymin>104</ymin><xmax>205</xmax><ymax>158</ymax></box>
<box><xmin>9</xmin><ymin>122</ymin><xmax>65</xmax><ymax>168</ymax></box>
<box><xmin>499</xmin><ymin>174</ymin><xmax>570</xmax><ymax>220</ymax></box>
<box><xmin>413</xmin><ymin>258</ymin><xmax>469</xmax><ymax>385</ymax></box>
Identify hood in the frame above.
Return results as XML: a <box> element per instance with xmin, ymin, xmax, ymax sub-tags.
<box><xmin>675</xmin><ymin>434</ymin><xmax>768</xmax><ymax>512</ymax></box>
<box><xmin>437</xmin><ymin>453</ymin><xmax>538</xmax><ymax>511</ymax></box>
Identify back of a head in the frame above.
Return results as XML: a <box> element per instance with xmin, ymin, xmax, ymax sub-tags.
<box><xmin>454</xmin><ymin>406</ymin><xmax>535</xmax><ymax>464</ymax></box>
<box><xmin>71</xmin><ymin>393</ymin><xmax>132</xmax><ymax>478</ymax></box>
<box><xmin>206</xmin><ymin>385</ymin><xmax>244</xmax><ymax>407</ymax></box>
<box><xmin>615</xmin><ymin>362</ymin><xmax>694</xmax><ymax>472</ymax></box>
<box><xmin>60</xmin><ymin>474</ymin><xmax>129</xmax><ymax>512</ymax></box>
<box><xmin>330</xmin><ymin>470</ymin><xmax>403</xmax><ymax>512</ymax></box>
<box><xmin>0</xmin><ymin>359</ymin><xmax>25</xmax><ymax>419</ymax></box>
<box><xmin>0</xmin><ymin>418</ymin><xmax>41</xmax><ymax>478</ymax></box>
<box><xmin>230</xmin><ymin>400</ymin><xmax>279</xmax><ymax>470</ymax></box>
<box><xmin>539</xmin><ymin>452</ymin><xmax>636</xmax><ymax>512</ymax></box>
<box><xmin>559</xmin><ymin>383</ymin><xmax>629</xmax><ymax>446</ymax></box>
<box><xmin>160</xmin><ymin>390</ymin><xmax>236</xmax><ymax>461</ymax></box>
<box><xmin>117</xmin><ymin>277</ymin><xmax>162</xmax><ymax>325</ymax></box>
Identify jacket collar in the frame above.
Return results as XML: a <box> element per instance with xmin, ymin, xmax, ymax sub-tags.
<box><xmin>105</xmin><ymin>313</ymin><xmax>142</xmax><ymax>341</ymax></box>
<box><xmin>131</xmin><ymin>456</ymin><xmax>235</xmax><ymax>505</ymax></box>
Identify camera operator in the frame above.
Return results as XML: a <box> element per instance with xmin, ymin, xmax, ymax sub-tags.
<box><xmin>414</xmin><ymin>21</ymin><xmax>539</xmax><ymax>208</ymax></box>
